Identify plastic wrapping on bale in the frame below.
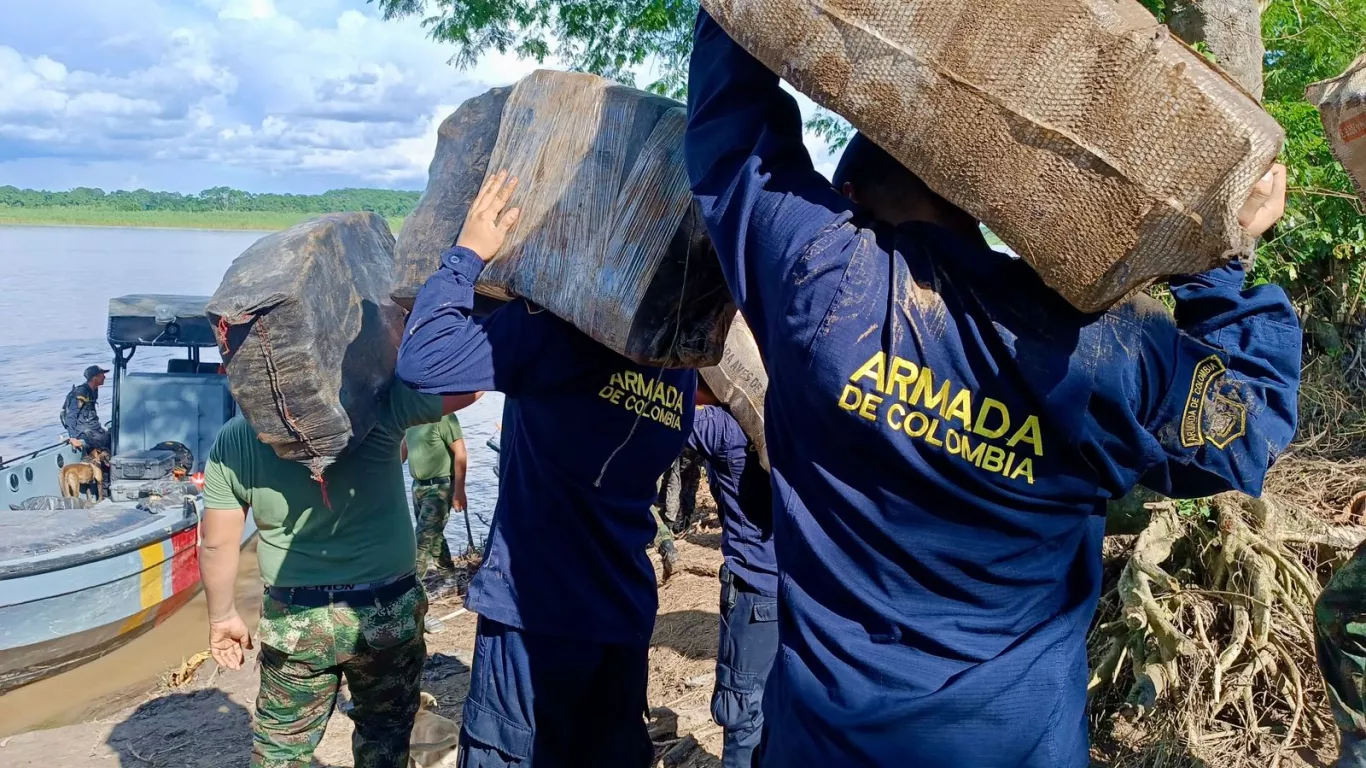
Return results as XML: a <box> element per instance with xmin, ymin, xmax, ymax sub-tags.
<box><xmin>393</xmin><ymin>70</ymin><xmax>732</xmax><ymax>367</ymax></box>
<box><xmin>700</xmin><ymin>314</ymin><xmax>769</xmax><ymax>471</ymax></box>
<box><xmin>1308</xmin><ymin>55</ymin><xmax>1366</xmax><ymax>203</ymax></box>
<box><xmin>702</xmin><ymin>0</ymin><xmax>1285</xmax><ymax>312</ymax></box>
<box><xmin>391</xmin><ymin>86</ymin><xmax>511</xmax><ymax>311</ymax></box>
<box><xmin>208</xmin><ymin>212</ymin><xmax>404</xmax><ymax>478</ymax></box>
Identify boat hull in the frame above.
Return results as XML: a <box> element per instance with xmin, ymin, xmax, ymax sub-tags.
<box><xmin>0</xmin><ymin>513</ymin><xmax>257</xmax><ymax>694</ymax></box>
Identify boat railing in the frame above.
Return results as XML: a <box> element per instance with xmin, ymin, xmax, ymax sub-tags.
<box><xmin>0</xmin><ymin>439</ymin><xmax>71</xmax><ymax>470</ymax></box>
<box><xmin>0</xmin><ymin>421</ymin><xmax>112</xmax><ymax>470</ymax></box>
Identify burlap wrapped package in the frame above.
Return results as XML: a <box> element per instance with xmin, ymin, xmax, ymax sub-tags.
<box><xmin>700</xmin><ymin>314</ymin><xmax>770</xmax><ymax>471</ymax></box>
<box><xmin>208</xmin><ymin>212</ymin><xmax>405</xmax><ymax>478</ymax></box>
<box><xmin>702</xmin><ymin>0</ymin><xmax>1285</xmax><ymax>311</ymax></box>
<box><xmin>393</xmin><ymin>70</ymin><xmax>731</xmax><ymax>367</ymax></box>
<box><xmin>1308</xmin><ymin>55</ymin><xmax>1366</xmax><ymax>203</ymax></box>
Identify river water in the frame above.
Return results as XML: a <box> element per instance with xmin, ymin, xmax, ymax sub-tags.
<box><xmin>0</xmin><ymin>225</ymin><xmax>503</xmax><ymax>733</ymax></box>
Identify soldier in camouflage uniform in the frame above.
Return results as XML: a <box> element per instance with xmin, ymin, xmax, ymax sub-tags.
<box><xmin>402</xmin><ymin>413</ymin><xmax>468</xmax><ymax>583</ymax></box>
<box><xmin>199</xmin><ymin>378</ymin><xmax>478</xmax><ymax>768</ymax></box>
<box><xmin>652</xmin><ymin>448</ymin><xmax>702</xmax><ymax>582</ymax></box>
<box><xmin>1317</xmin><ymin>542</ymin><xmax>1366</xmax><ymax>767</ymax></box>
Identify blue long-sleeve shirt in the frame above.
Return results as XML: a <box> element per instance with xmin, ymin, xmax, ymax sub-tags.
<box><xmin>685</xmin><ymin>11</ymin><xmax>1302</xmax><ymax>766</ymax></box>
<box><xmin>62</xmin><ymin>383</ymin><xmax>102</xmax><ymax>438</ymax></box>
<box><xmin>687</xmin><ymin>404</ymin><xmax>776</xmax><ymax>596</ymax></box>
<box><xmin>396</xmin><ymin>246</ymin><xmax>697</xmax><ymax>644</ymax></box>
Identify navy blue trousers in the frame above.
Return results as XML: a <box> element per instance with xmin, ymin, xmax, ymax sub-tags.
<box><xmin>712</xmin><ymin>566</ymin><xmax>779</xmax><ymax>768</ymax></box>
<box><xmin>458</xmin><ymin>617</ymin><xmax>653</xmax><ymax>767</ymax></box>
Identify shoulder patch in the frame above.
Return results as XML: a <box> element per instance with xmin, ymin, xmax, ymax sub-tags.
<box><xmin>1181</xmin><ymin>355</ymin><xmax>1245</xmax><ymax>450</ymax></box>
<box><xmin>1204</xmin><ymin>393</ymin><xmax>1248</xmax><ymax>449</ymax></box>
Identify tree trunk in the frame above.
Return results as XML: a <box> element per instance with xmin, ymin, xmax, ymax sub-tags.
<box><xmin>1168</xmin><ymin>0</ymin><xmax>1266</xmax><ymax>100</ymax></box>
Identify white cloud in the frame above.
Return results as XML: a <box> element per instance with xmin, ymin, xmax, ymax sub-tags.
<box><xmin>0</xmin><ymin>0</ymin><xmax>843</xmax><ymax>191</ymax></box>
<box><xmin>0</xmin><ymin>1</ymin><xmax>548</xmax><ymax>190</ymax></box>
<box><xmin>217</xmin><ymin>0</ymin><xmax>278</xmax><ymax>21</ymax></box>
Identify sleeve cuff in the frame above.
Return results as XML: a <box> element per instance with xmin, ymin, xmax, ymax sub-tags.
<box><xmin>441</xmin><ymin>246</ymin><xmax>488</xmax><ymax>284</ymax></box>
<box><xmin>1173</xmin><ymin>258</ymin><xmax>1247</xmax><ymax>290</ymax></box>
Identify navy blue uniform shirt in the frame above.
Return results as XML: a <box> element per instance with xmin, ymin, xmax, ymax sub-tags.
<box><xmin>687</xmin><ymin>405</ymin><xmax>776</xmax><ymax>596</ymax></box>
<box><xmin>62</xmin><ymin>383</ymin><xmax>102</xmax><ymax>438</ymax></box>
<box><xmin>396</xmin><ymin>246</ymin><xmax>697</xmax><ymax>644</ymax></box>
<box><xmin>685</xmin><ymin>12</ymin><xmax>1302</xmax><ymax>766</ymax></box>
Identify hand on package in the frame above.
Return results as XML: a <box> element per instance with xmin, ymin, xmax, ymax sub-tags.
<box><xmin>209</xmin><ymin>613</ymin><xmax>253</xmax><ymax>670</ymax></box>
<box><xmin>1238</xmin><ymin>163</ymin><xmax>1287</xmax><ymax>241</ymax></box>
<box><xmin>456</xmin><ymin>169</ymin><xmax>520</xmax><ymax>263</ymax></box>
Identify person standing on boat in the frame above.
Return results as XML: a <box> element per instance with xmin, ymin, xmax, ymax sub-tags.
<box><xmin>401</xmin><ymin>413</ymin><xmax>468</xmax><ymax>598</ymax></box>
<box><xmin>198</xmin><ymin>380</ymin><xmax>479</xmax><ymax>768</ymax></box>
<box><xmin>395</xmin><ymin>171</ymin><xmax>696</xmax><ymax>767</ymax></box>
<box><xmin>688</xmin><ymin>384</ymin><xmax>777</xmax><ymax>768</ymax></box>
<box><xmin>62</xmin><ymin>365</ymin><xmax>110</xmax><ymax>455</ymax></box>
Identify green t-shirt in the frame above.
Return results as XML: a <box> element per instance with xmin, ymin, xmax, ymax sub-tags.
<box><xmin>405</xmin><ymin>414</ymin><xmax>464</xmax><ymax>481</ymax></box>
<box><xmin>203</xmin><ymin>381</ymin><xmax>444</xmax><ymax>588</ymax></box>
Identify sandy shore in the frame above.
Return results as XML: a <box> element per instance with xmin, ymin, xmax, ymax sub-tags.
<box><xmin>0</xmin><ymin>530</ymin><xmax>728</xmax><ymax>768</ymax></box>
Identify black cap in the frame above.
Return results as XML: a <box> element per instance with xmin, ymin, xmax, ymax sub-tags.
<box><xmin>84</xmin><ymin>365</ymin><xmax>110</xmax><ymax>381</ymax></box>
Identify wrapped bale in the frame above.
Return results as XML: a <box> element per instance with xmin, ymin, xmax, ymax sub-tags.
<box><xmin>700</xmin><ymin>314</ymin><xmax>770</xmax><ymax>471</ymax></box>
<box><xmin>702</xmin><ymin>0</ymin><xmax>1285</xmax><ymax>312</ymax></box>
<box><xmin>391</xmin><ymin>85</ymin><xmax>510</xmax><ymax>312</ymax></box>
<box><xmin>208</xmin><ymin>212</ymin><xmax>404</xmax><ymax>477</ymax></box>
<box><xmin>1308</xmin><ymin>55</ymin><xmax>1366</xmax><ymax>203</ymax></box>
<box><xmin>393</xmin><ymin>70</ymin><xmax>731</xmax><ymax>367</ymax></box>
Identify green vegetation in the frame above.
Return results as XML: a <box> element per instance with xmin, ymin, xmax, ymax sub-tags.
<box><xmin>1141</xmin><ymin>0</ymin><xmax>1366</xmax><ymax>342</ymax></box>
<box><xmin>0</xmin><ymin>206</ymin><xmax>405</xmax><ymax>232</ymax></box>
<box><xmin>0</xmin><ymin>185</ymin><xmax>417</xmax><ymax>232</ymax></box>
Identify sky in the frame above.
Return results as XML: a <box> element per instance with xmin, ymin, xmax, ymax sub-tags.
<box><xmin>0</xmin><ymin>0</ymin><xmax>840</xmax><ymax>194</ymax></box>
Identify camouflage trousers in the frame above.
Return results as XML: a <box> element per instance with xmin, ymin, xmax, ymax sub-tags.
<box><xmin>412</xmin><ymin>481</ymin><xmax>456</xmax><ymax>581</ymax></box>
<box><xmin>656</xmin><ymin>448</ymin><xmax>701</xmax><ymax>534</ymax></box>
<box><xmin>1317</xmin><ymin>542</ymin><xmax>1366</xmax><ymax>742</ymax></box>
<box><xmin>252</xmin><ymin>582</ymin><xmax>428</xmax><ymax>768</ymax></box>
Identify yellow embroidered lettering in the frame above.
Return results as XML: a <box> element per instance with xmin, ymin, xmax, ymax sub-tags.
<box><xmin>884</xmin><ymin>356</ymin><xmax>919</xmax><ymax>400</ymax></box>
<box><xmin>910</xmin><ymin>366</ymin><xmax>951</xmax><ymax>412</ymax></box>
<box><xmin>1006</xmin><ymin>416</ymin><xmax>1044</xmax><ymax>456</ymax></box>
<box><xmin>858</xmin><ymin>392</ymin><xmax>883</xmax><ymax>421</ymax></box>
<box><xmin>838</xmin><ymin>385</ymin><xmax>862</xmax><ymax>411</ymax></box>
<box><xmin>973</xmin><ymin>398</ymin><xmax>1010</xmax><ymax>439</ymax></box>
<box><xmin>982</xmin><ymin>446</ymin><xmax>1006</xmax><ymax>473</ymax></box>
<box><xmin>850</xmin><ymin>352</ymin><xmax>887</xmax><ymax>391</ymax></box>
<box><xmin>1010</xmin><ymin>458</ymin><xmax>1035</xmax><ymax>484</ymax></box>
<box><xmin>943</xmin><ymin>388</ymin><xmax>973</xmax><ymax>428</ymax></box>
<box><xmin>945</xmin><ymin>429</ymin><xmax>961</xmax><ymax>454</ymax></box>
<box><xmin>904</xmin><ymin>410</ymin><xmax>931</xmax><ymax>438</ymax></box>
<box><xmin>925</xmin><ymin>418</ymin><xmax>944</xmax><ymax>447</ymax></box>
<box><xmin>960</xmin><ymin>435</ymin><xmax>985</xmax><ymax>465</ymax></box>
<box><xmin>886</xmin><ymin>403</ymin><xmax>907</xmax><ymax>431</ymax></box>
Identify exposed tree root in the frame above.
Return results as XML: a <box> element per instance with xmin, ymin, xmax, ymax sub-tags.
<box><xmin>1089</xmin><ymin>491</ymin><xmax>1352</xmax><ymax>767</ymax></box>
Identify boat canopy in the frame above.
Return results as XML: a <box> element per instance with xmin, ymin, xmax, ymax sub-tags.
<box><xmin>107</xmin><ymin>295</ymin><xmax>217</xmax><ymax>349</ymax></box>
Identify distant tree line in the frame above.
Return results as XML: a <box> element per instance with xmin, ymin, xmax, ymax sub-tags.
<box><xmin>0</xmin><ymin>186</ymin><xmax>422</xmax><ymax>217</ymax></box>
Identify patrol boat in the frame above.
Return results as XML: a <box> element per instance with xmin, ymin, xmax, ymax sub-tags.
<box><xmin>0</xmin><ymin>295</ymin><xmax>256</xmax><ymax>694</ymax></box>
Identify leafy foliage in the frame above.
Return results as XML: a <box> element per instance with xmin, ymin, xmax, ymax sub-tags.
<box><xmin>372</xmin><ymin>0</ymin><xmax>700</xmax><ymax>98</ymax></box>
<box><xmin>1259</xmin><ymin>0</ymin><xmax>1366</xmax><ymax>330</ymax></box>
<box><xmin>1140</xmin><ymin>0</ymin><xmax>1366</xmax><ymax>329</ymax></box>
<box><xmin>0</xmin><ymin>186</ymin><xmax>422</xmax><ymax>218</ymax></box>
<box><xmin>370</xmin><ymin>0</ymin><xmax>845</xmax><ymax>131</ymax></box>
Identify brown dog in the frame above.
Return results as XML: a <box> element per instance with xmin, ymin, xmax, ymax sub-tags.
<box><xmin>408</xmin><ymin>691</ymin><xmax>460</xmax><ymax>768</ymax></box>
<box><xmin>60</xmin><ymin>449</ymin><xmax>107</xmax><ymax>502</ymax></box>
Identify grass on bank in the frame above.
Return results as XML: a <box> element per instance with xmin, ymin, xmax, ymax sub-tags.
<box><xmin>0</xmin><ymin>207</ymin><xmax>406</xmax><ymax>233</ymax></box>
